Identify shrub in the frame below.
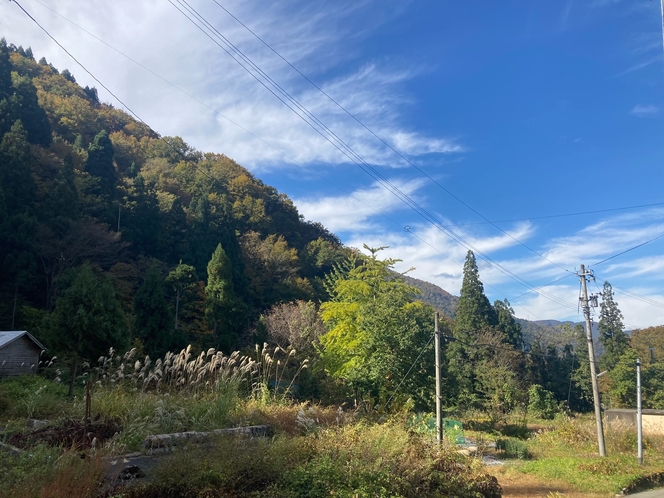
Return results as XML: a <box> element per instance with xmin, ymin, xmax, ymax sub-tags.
<box><xmin>496</xmin><ymin>437</ymin><xmax>531</xmax><ymax>459</ymax></box>
<box><xmin>528</xmin><ymin>384</ymin><xmax>559</xmax><ymax>420</ymax></box>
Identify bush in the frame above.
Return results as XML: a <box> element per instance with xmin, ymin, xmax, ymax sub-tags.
<box><xmin>496</xmin><ymin>437</ymin><xmax>531</xmax><ymax>459</ymax></box>
<box><xmin>528</xmin><ymin>384</ymin><xmax>559</xmax><ymax>420</ymax></box>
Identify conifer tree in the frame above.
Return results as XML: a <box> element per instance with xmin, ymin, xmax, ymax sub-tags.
<box><xmin>51</xmin><ymin>263</ymin><xmax>128</xmax><ymax>396</ymax></box>
<box><xmin>42</xmin><ymin>154</ymin><xmax>79</xmax><ymax>234</ymax></box>
<box><xmin>0</xmin><ymin>38</ymin><xmax>12</xmax><ymax>100</ymax></box>
<box><xmin>0</xmin><ymin>120</ymin><xmax>35</xmax><ymax>214</ymax></box>
<box><xmin>598</xmin><ymin>281</ymin><xmax>629</xmax><ymax>370</ymax></box>
<box><xmin>10</xmin><ymin>74</ymin><xmax>51</xmax><ymax>146</ymax></box>
<box><xmin>494</xmin><ymin>298</ymin><xmax>523</xmax><ymax>350</ymax></box>
<box><xmin>454</xmin><ymin>250</ymin><xmax>497</xmax><ymax>338</ymax></box>
<box><xmin>448</xmin><ymin>250</ymin><xmax>497</xmax><ymax>404</ymax></box>
<box><xmin>166</xmin><ymin>262</ymin><xmax>197</xmax><ymax>331</ymax></box>
<box><xmin>133</xmin><ymin>265</ymin><xmax>172</xmax><ymax>357</ymax></box>
<box><xmin>205</xmin><ymin>243</ymin><xmax>239</xmax><ymax>350</ymax></box>
<box><xmin>86</xmin><ymin>129</ymin><xmax>116</xmax><ymax>198</ymax></box>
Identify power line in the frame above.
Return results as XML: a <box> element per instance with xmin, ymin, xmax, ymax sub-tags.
<box><xmin>209</xmin><ymin>0</ymin><xmax>573</xmax><ymax>275</ymax></box>
<box><xmin>440</xmin><ymin>202</ymin><xmax>664</xmax><ymax>227</ymax></box>
<box><xmin>385</xmin><ymin>332</ymin><xmax>435</xmax><ymax>408</ymax></box>
<box><xmin>591</xmin><ymin>232</ymin><xmax>664</xmax><ymax>267</ymax></box>
<box><xmin>9</xmin><ymin>0</ymin><xmax>574</xmax><ymax>320</ymax></box>
<box><xmin>168</xmin><ymin>0</ymin><xmax>578</xmax><ymax>311</ymax></box>
<box><xmin>7</xmin><ymin>0</ymin><xmax>240</xmax><ymax>210</ymax></box>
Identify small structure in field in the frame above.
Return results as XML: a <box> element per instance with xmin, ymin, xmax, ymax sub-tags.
<box><xmin>0</xmin><ymin>331</ymin><xmax>46</xmax><ymax>377</ymax></box>
<box><xmin>606</xmin><ymin>409</ymin><xmax>664</xmax><ymax>436</ymax></box>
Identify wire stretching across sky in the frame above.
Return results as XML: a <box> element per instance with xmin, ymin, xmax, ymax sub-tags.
<box><xmin>167</xmin><ymin>0</ymin><xmax>578</xmax><ymax>311</ymax></box>
<box><xmin>11</xmin><ymin>0</ymin><xmax>567</xmax><ymax>321</ymax></box>
<box><xmin>209</xmin><ymin>0</ymin><xmax>572</xmax><ymax>275</ymax></box>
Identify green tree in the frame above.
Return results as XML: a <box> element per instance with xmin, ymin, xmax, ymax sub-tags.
<box><xmin>205</xmin><ymin>243</ymin><xmax>240</xmax><ymax>350</ymax></box>
<box><xmin>133</xmin><ymin>264</ymin><xmax>172</xmax><ymax>357</ymax></box>
<box><xmin>120</xmin><ymin>174</ymin><xmax>161</xmax><ymax>255</ymax></box>
<box><xmin>10</xmin><ymin>73</ymin><xmax>51</xmax><ymax>146</ymax></box>
<box><xmin>50</xmin><ymin>263</ymin><xmax>128</xmax><ymax>396</ymax></box>
<box><xmin>0</xmin><ymin>120</ymin><xmax>36</xmax><ymax>214</ymax></box>
<box><xmin>448</xmin><ymin>250</ymin><xmax>497</xmax><ymax>402</ymax></box>
<box><xmin>319</xmin><ymin>246</ymin><xmax>441</xmax><ymax>409</ymax></box>
<box><xmin>86</xmin><ymin>129</ymin><xmax>116</xmax><ymax>199</ymax></box>
<box><xmin>166</xmin><ymin>262</ymin><xmax>197</xmax><ymax>331</ymax></box>
<box><xmin>454</xmin><ymin>251</ymin><xmax>497</xmax><ymax>336</ymax></box>
<box><xmin>0</xmin><ymin>38</ymin><xmax>12</xmax><ymax>100</ymax></box>
<box><xmin>598</xmin><ymin>281</ymin><xmax>629</xmax><ymax>371</ymax></box>
<box><xmin>494</xmin><ymin>298</ymin><xmax>523</xmax><ymax>350</ymax></box>
<box><xmin>42</xmin><ymin>153</ymin><xmax>79</xmax><ymax>234</ymax></box>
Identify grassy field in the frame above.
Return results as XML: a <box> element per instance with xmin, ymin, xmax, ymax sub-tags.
<box><xmin>1</xmin><ymin>372</ymin><xmax>663</xmax><ymax>497</ymax></box>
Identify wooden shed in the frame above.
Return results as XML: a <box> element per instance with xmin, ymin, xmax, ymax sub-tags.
<box><xmin>0</xmin><ymin>331</ymin><xmax>46</xmax><ymax>378</ymax></box>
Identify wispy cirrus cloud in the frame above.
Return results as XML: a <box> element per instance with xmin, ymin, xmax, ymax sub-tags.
<box><xmin>0</xmin><ymin>0</ymin><xmax>462</xmax><ymax>171</ymax></box>
<box><xmin>294</xmin><ymin>178</ymin><xmax>427</xmax><ymax>233</ymax></box>
<box><xmin>630</xmin><ymin>104</ymin><xmax>659</xmax><ymax>117</ymax></box>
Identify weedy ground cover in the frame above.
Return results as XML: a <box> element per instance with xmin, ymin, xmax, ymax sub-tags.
<box><xmin>463</xmin><ymin>413</ymin><xmax>664</xmax><ymax>497</ymax></box>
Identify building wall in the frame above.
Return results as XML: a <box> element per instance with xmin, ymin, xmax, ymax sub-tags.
<box><xmin>606</xmin><ymin>409</ymin><xmax>664</xmax><ymax>436</ymax></box>
<box><xmin>0</xmin><ymin>337</ymin><xmax>40</xmax><ymax>377</ymax></box>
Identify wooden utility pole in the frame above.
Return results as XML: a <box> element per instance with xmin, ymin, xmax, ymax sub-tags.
<box><xmin>434</xmin><ymin>312</ymin><xmax>443</xmax><ymax>444</ymax></box>
<box><xmin>637</xmin><ymin>358</ymin><xmax>643</xmax><ymax>465</ymax></box>
<box><xmin>579</xmin><ymin>264</ymin><xmax>606</xmax><ymax>457</ymax></box>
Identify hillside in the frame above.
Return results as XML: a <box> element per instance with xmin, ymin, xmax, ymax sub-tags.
<box><xmin>403</xmin><ymin>275</ymin><xmax>459</xmax><ymax>318</ymax></box>
<box><xmin>0</xmin><ymin>40</ymin><xmax>349</xmax><ymax>355</ymax></box>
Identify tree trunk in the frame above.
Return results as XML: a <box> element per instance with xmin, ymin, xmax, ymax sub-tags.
<box><xmin>174</xmin><ymin>291</ymin><xmax>180</xmax><ymax>330</ymax></box>
<box><xmin>68</xmin><ymin>356</ymin><xmax>78</xmax><ymax>398</ymax></box>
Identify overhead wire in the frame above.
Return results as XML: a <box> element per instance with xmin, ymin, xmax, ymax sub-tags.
<box><xmin>12</xmin><ymin>0</ymin><xmax>579</xmax><ymax>316</ymax></box>
<box><xmin>167</xmin><ymin>0</ymin><xmax>578</xmax><ymax>311</ymax></box>
<box><xmin>11</xmin><ymin>0</ymin><xmax>559</xmax><ymax>322</ymax></box>
<box><xmin>440</xmin><ymin>202</ymin><xmax>664</xmax><ymax>227</ymax></box>
<box><xmin>6</xmin><ymin>0</ymin><xmax>251</xmax><ymax>210</ymax></box>
<box><xmin>590</xmin><ymin>232</ymin><xmax>664</xmax><ymax>267</ymax></box>
<box><xmin>209</xmin><ymin>0</ymin><xmax>573</xmax><ymax>275</ymax></box>
<box><xmin>385</xmin><ymin>332</ymin><xmax>435</xmax><ymax>408</ymax></box>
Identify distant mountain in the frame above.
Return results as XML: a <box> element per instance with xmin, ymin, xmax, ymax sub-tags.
<box><xmin>404</xmin><ymin>277</ymin><xmax>599</xmax><ymax>350</ymax></box>
<box><xmin>403</xmin><ymin>275</ymin><xmax>459</xmax><ymax>318</ymax></box>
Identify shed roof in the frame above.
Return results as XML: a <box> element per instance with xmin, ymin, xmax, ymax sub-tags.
<box><xmin>0</xmin><ymin>331</ymin><xmax>46</xmax><ymax>351</ymax></box>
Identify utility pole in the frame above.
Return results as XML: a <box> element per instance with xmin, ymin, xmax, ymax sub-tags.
<box><xmin>578</xmin><ymin>264</ymin><xmax>606</xmax><ymax>457</ymax></box>
<box><xmin>637</xmin><ymin>358</ymin><xmax>643</xmax><ymax>465</ymax></box>
<box><xmin>434</xmin><ymin>312</ymin><xmax>443</xmax><ymax>444</ymax></box>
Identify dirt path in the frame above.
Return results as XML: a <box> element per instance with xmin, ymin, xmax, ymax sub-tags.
<box><xmin>489</xmin><ymin>466</ymin><xmax>609</xmax><ymax>498</ymax></box>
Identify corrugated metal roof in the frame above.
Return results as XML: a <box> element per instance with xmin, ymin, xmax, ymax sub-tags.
<box><xmin>0</xmin><ymin>331</ymin><xmax>46</xmax><ymax>351</ymax></box>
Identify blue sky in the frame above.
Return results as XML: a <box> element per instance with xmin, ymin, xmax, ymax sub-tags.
<box><xmin>2</xmin><ymin>0</ymin><xmax>664</xmax><ymax>328</ymax></box>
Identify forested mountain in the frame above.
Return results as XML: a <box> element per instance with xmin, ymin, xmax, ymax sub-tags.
<box><xmin>0</xmin><ymin>39</ymin><xmax>349</xmax><ymax>358</ymax></box>
<box><xmin>402</xmin><ymin>275</ymin><xmax>459</xmax><ymax>318</ymax></box>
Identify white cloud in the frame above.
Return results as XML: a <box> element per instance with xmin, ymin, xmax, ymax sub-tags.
<box><xmin>630</xmin><ymin>104</ymin><xmax>659</xmax><ymax>117</ymax></box>
<box><xmin>0</xmin><ymin>0</ymin><xmax>463</xmax><ymax>171</ymax></box>
<box><xmin>294</xmin><ymin>178</ymin><xmax>427</xmax><ymax>233</ymax></box>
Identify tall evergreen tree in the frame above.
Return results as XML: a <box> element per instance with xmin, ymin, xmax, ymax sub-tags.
<box><xmin>121</xmin><ymin>174</ymin><xmax>161</xmax><ymax>255</ymax></box>
<box><xmin>50</xmin><ymin>263</ymin><xmax>128</xmax><ymax>396</ymax></box>
<box><xmin>448</xmin><ymin>250</ymin><xmax>498</xmax><ymax>405</ymax></box>
<box><xmin>205</xmin><ymin>243</ymin><xmax>239</xmax><ymax>350</ymax></box>
<box><xmin>133</xmin><ymin>265</ymin><xmax>172</xmax><ymax>357</ymax></box>
<box><xmin>42</xmin><ymin>153</ymin><xmax>79</xmax><ymax>234</ymax></box>
<box><xmin>494</xmin><ymin>298</ymin><xmax>523</xmax><ymax>350</ymax></box>
<box><xmin>10</xmin><ymin>74</ymin><xmax>51</xmax><ymax>146</ymax></box>
<box><xmin>0</xmin><ymin>120</ymin><xmax>35</xmax><ymax>215</ymax></box>
<box><xmin>454</xmin><ymin>251</ymin><xmax>497</xmax><ymax>337</ymax></box>
<box><xmin>0</xmin><ymin>38</ymin><xmax>12</xmax><ymax>100</ymax></box>
<box><xmin>598</xmin><ymin>281</ymin><xmax>629</xmax><ymax>370</ymax></box>
<box><xmin>86</xmin><ymin>129</ymin><xmax>116</xmax><ymax>199</ymax></box>
<box><xmin>166</xmin><ymin>262</ymin><xmax>197</xmax><ymax>332</ymax></box>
